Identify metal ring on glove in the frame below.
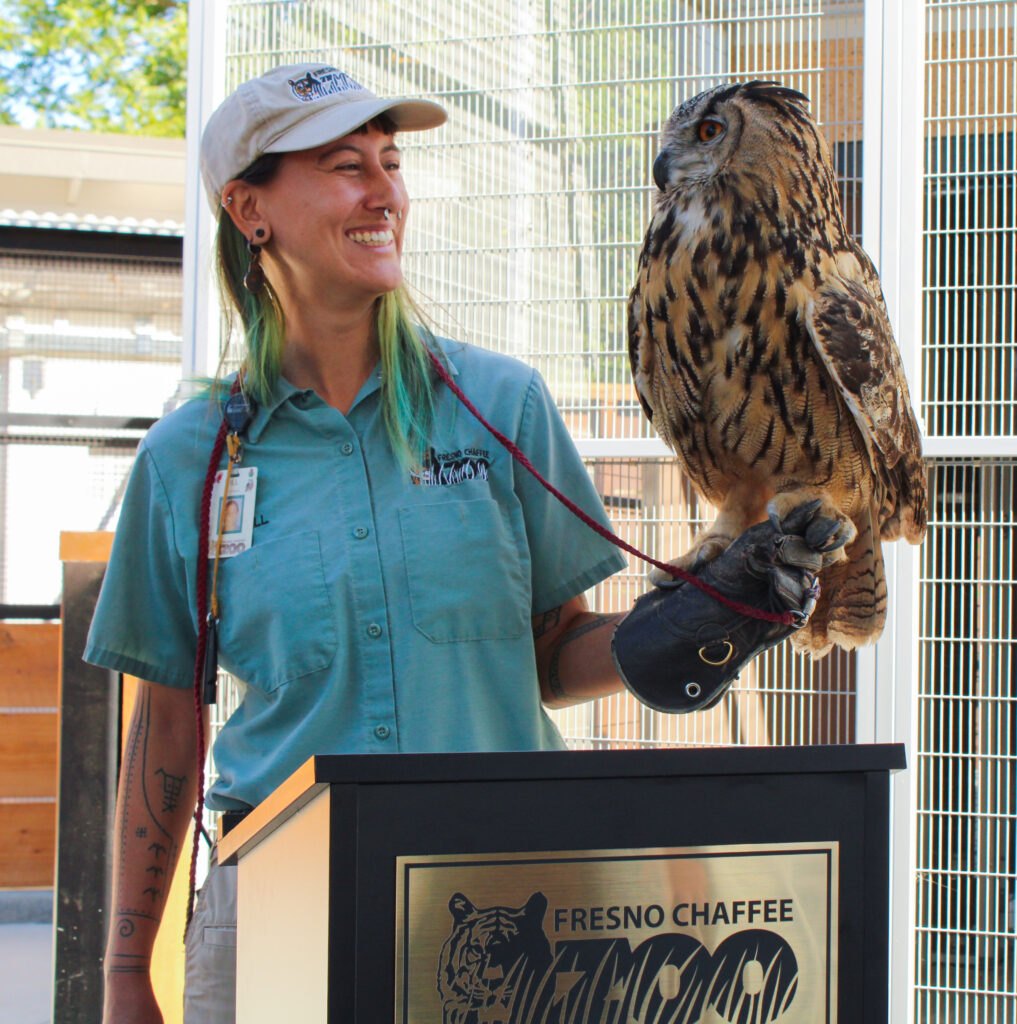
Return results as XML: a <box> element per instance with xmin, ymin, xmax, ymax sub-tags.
<box><xmin>698</xmin><ymin>641</ymin><xmax>734</xmax><ymax>666</ymax></box>
<box><xmin>685</xmin><ymin>682</ymin><xmax>702</xmax><ymax>698</ymax></box>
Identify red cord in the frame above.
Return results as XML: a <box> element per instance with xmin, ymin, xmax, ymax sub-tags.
<box><xmin>186</xmin><ymin>382</ymin><xmax>240</xmax><ymax>931</ymax></box>
<box><xmin>185</xmin><ymin>356</ymin><xmax>792</xmax><ymax>933</ymax></box>
<box><xmin>427</xmin><ymin>350</ymin><xmax>794</xmax><ymax>627</ymax></box>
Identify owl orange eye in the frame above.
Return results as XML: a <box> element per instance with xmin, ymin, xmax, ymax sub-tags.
<box><xmin>698</xmin><ymin>119</ymin><xmax>724</xmax><ymax>142</ymax></box>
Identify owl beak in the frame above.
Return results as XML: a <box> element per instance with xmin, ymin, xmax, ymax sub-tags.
<box><xmin>652</xmin><ymin>149</ymin><xmax>671</xmax><ymax>191</ymax></box>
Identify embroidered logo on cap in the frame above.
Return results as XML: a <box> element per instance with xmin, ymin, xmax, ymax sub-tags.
<box><xmin>288</xmin><ymin>67</ymin><xmax>364</xmax><ymax>102</ymax></box>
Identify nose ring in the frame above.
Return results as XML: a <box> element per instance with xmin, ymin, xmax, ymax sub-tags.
<box><xmin>383</xmin><ymin>208</ymin><xmax>390</xmax><ymax>220</ymax></box>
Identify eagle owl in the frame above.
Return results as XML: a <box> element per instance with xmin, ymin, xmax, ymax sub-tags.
<box><xmin>628</xmin><ymin>81</ymin><xmax>927</xmax><ymax>656</ymax></box>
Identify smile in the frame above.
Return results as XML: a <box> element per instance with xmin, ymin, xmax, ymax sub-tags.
<box><xmin>348</xmin><ymin>230</ymin><xmax>395</xmax><ymax>247</ymax></box>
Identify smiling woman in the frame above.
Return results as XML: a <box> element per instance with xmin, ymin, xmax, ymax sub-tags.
<box><xmin>84</xmin><ymin>62</ymin><xmax>636</xmax><ymax>1024</ymax></box>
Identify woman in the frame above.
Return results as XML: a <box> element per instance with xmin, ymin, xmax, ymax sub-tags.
<box><xmin>89</xmin><ymin>64</ymin><xmax>823</xmax><ymax>1023</ymax></box>
<box><xmin>88</xmin><ymin>63</ymin><xmax>635</xmax><ymax>1024</ymax></box>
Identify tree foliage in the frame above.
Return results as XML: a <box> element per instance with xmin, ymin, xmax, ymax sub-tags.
<box><xmin>0</xmin><ymin>0</ymin><xmax>188</xmax><ymax>136</ymax></box>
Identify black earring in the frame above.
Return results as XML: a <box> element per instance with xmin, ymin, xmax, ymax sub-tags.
<box><xmin>244</xmin><ymin>239</ymin><xmax>265</xmax><ymax>294</ymax></box>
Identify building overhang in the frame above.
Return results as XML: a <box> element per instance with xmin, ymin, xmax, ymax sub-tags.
<box><xmin>0</xmin><ymin>126</ymin><xmax>186</xmax><ymax>235</ymax></box>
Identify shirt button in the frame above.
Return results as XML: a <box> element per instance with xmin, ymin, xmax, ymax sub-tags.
<box><xmin>366</xmin><ymin>623</ymin><xmax>383</xmax><ymax>639</ymax></box>
<box><xmin>353</xmin><ymin>526</ymin><xmax>369</xmax><ymax>540</ymax></box>
<box><xmin>340</xmin><ymin>442</ymin><xmax>354</xmax><ymax>455</ymax></box>
<box><xmin>374</xmin><ymin>724</ymin><xmax>391</xmax><ymax>740</ymax></box>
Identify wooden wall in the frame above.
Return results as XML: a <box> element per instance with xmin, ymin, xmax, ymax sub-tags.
<box><xmin>0</xmin><ymin>622</ymin><xmax>60</xmax><ymax>889</ymax></box>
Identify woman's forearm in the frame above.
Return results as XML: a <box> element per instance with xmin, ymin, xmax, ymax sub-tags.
<box><xmin>533</xmin><ymin>598</ymin><xmax>626</xmax><ymax>708</ymax></box>
<box><xmin>105</xmin><ymin>680</ymin><xmax>204</xmax><ymax>976</ymax></box>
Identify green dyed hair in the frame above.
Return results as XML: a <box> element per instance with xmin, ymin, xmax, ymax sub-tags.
<box><xmin>214</xmin><ymin>142</ymin><xmax>440</xmax><ymax>468</ymax></box>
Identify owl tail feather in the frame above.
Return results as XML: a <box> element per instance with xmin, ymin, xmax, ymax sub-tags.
<box><xmin>790</xmin><ymin>504</ymin><xmax>887</xmax><ymax>657</ymax></box>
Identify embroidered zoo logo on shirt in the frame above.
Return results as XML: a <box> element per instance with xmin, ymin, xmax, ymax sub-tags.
<box><xmin>412</xmin><ymin>447</ymin><xmax>491</xmax><ymax>487</ymax></box>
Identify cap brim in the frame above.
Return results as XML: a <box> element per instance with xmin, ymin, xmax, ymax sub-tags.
<box><xmin>264</xmin><ymin>97</ymin><xmax>447</xmax><ymax>155</ymax></box>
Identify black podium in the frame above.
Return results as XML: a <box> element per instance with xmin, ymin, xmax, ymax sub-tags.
<box><xmin>219</xmin><ymin>744</ymin><xmax>903</xmax><ymax>1024</ymax></box>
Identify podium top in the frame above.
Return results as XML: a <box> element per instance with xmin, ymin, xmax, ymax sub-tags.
<box><xmin>306</xmin><ymin>743</ymin><xmax>905</xmax><ymax>784</ymax></box>
<box><xmin>219</xmin><ymin>744</ymin><xmax>904</xmax><ymax>864</ymax></box>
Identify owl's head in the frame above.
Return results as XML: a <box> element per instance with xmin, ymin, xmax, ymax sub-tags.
<box><xmin>652</xmin><ymin>80</ymin><xmax>819</xmax><ymax>194</ymax></box>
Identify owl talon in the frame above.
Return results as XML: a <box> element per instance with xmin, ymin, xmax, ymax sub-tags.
<box><xmin>805</xmin><ymin>516</ymin><xmax>841</xmax><ymax>550</ymax></box>
<box><xmin>770</xmin><ymin>498</ymin><xmax>822</xmax><ymax>535</ymax></box>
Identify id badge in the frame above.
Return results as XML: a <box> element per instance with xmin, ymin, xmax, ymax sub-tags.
<box><xmin>207</xmin><ymin>466</ymin><xmax>258</xmax><ymax>558</ymax></box>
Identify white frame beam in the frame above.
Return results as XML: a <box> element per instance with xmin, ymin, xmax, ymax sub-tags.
<box><xmin>859</xmin><ymin>3</ymin><xmax>926</xmax><ymax>1023</ymax></box>
<box><xmin>182</xmin><ymin>0</ymin><xmax>227</xmax><ymax>380</ymax></box>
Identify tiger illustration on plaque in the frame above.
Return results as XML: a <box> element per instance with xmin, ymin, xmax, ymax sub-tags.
<box><xmin>434</xmin><ymin>891</ymin><xmax>799</xmax><ymax>1024</ymax></box>
<box><xmin>437</xmin><ymin>892</ymin><xmax>552</xmax><ymax>1024</ymax></box>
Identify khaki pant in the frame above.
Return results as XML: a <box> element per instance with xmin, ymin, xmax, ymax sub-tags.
<box><xmin>184</xmin><ymin>851</ymin><xmax>238</xmax><ymax>1024</ymax></box>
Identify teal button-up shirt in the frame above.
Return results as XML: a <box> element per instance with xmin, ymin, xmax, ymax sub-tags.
<box><xmin>85</xmin><ymin>338</ymin><xmax>626</xmax><ymax>809</ymax></box>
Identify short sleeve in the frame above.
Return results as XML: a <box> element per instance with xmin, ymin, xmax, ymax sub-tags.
<box><xmin>84</xmin><ymin>443</ymin><xmax>197</xmax><ymax>688</ymax></box>
<box><xmin>514</xmin><ymin>370</ymin><xmax>627</xmax><ymax>612</ymax></box>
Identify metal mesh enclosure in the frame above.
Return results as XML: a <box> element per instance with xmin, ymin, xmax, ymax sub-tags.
<box><xmin>923</xmin><ymin>1</ymin><xmax>1016</xmax><ymax>439</ymax></box>
<box><xmin>206</xmin><ymin>2</ymin><xmax>1017</xmax><ymax>1018</ymax></box>
<box><xmin>917</xmin><ymin>2</ymin><xmax>1017</xmax><ymax>1019</ymax></box>
<box><xmin>221</xmin><ymin>0</ymin><xmax>864</xmax><ymax>750</ymax></box>
<box><xmin>0</xmin><ymin>244</ymin><xmax>182</xmax><ymax>603</ymax></box>
<box><xmin>917</xmin><ymin>460</ymin><xmax>1016</xmax><ymax>1022</ymax></box>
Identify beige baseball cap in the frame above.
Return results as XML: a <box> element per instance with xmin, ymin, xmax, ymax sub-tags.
<box><xmin>200</xmin><ymin>63</ymin><xmax>447</xmax><ymax>210</ymax></box>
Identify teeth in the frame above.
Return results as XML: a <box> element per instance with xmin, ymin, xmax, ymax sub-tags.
<box><xmin>349</xmin><ymin>230</ymin><xmax>394</xmax><ymax>245</ymax></box>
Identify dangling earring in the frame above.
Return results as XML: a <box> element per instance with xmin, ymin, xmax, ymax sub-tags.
<box><xmin>244</xmin><ymin>235</ymin><xmax>265</xmax><ymax>294</ymax></box>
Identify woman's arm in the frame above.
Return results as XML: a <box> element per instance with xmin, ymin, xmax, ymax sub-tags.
<box><xmin>102</xmin><ymin>679</ymin><xmax>206</xmax><ymax>1024</ymax></box>
<box><xmin>532</xmin><ymin>596</ymin><xmax>626</xmax><ymax>708</ymax></box>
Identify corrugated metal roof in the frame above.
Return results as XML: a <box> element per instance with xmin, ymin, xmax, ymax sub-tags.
<box><xmin>0</xmin><ymin>208</ymin><xmax>184</xmax><ymax>236</ymax></box>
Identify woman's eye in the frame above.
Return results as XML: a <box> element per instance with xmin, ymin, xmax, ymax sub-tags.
<box><xmin>333</xmin><ymin>162</ymin><xmax>361</xmax><ymax>172</ymax></box>
<box><xmin>698</xmin><ymin>119</ymin><xmax>724</xmax><ymax>142</ymax></box>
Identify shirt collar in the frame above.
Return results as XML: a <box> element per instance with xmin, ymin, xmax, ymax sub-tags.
<box><xmin>246</xmin><ymin>376</ymin><xmax>304</xmax><ymax>443</ymax></box>
<box><xmin>244</xmin><ymin>335</ymin><xmax>459</xmax><ymax>444</ymax></box>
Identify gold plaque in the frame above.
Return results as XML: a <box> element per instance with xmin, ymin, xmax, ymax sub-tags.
<box><xmin>395</xmin><ymin>842</ymin><xmax>837</xmax><ymax>1024</ymax></box>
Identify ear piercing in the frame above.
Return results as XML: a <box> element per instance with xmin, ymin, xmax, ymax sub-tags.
<box><xmin>244</xmin><ymin>236</ymin><xmax>265</xmax><ymax>294</ymax></box>
<box><xmin>221</xmin><ymin>195</ymin><xmax>234</xmax><ymax>209</ymax></box>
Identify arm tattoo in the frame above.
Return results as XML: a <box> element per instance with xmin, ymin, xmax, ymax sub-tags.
<box><xmin>107</xmin><ymin>952</ymin><xmax>151</xmax><ymax>974</ymax></box>
<box><xmin>116</xmin><ymin>687</ymin><xmax>181</xmax><ymax>922</ymax></box>
<box><xmin>547</xmin><ymin>615</ymin><xmax>616</xmax><ymax>703</ymax></box>
<box><xmin>533</xmin><ymin>595</ymin><xmax>589</xmax><ymax>641</ymax></box>
<box><xmin>532</xmin><ymin>605</ymin><xmax>562</xmax><ymax>639</ymax></box>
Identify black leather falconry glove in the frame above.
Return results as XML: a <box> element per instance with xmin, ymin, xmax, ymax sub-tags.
<box><xmin>611</xmin><ymin>500</ymin><xmax>842</xmax><ymax>713</ymax></box>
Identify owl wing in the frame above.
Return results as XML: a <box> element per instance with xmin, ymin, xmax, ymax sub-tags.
<box><xmin>804</xmin><ymin>274</ymin><xmax>927</xmax><ymax>541</ymax></box>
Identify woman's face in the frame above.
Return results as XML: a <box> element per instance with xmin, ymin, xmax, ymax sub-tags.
<box><xmin>253</xmin><ymin>124</ymin><xmax>409</xmax><ymax>307</ymax></box>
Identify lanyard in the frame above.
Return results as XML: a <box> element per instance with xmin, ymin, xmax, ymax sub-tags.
<box><xmin>186</xmin><ymin>380</ymin><xmax>255</xmax><ymax>928</ymax></box>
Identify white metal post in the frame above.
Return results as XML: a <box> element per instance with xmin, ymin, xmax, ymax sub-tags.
<box><xmin>182</xmin><ymin>0</ymin><xmax>227</xmax><ymax>380</ymax></box>
<box><xmin>861</xmin><ymin>2</ymin><xmax>926</xmax><ymax>1022</ymax></box>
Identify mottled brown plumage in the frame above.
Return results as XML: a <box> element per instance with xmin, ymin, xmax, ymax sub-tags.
<box><xmin>628</xmin><ymin>81</ymin><xmax>926</xmax><ymax>656</ymax></box>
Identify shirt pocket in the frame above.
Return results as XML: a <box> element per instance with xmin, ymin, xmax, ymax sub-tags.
<box><xmin>399</xmin><ymin>499</ymin><xmax>529</xmax><ymax>642</ymax></box>
<box><xmin>217</xmin><ymin>531</ymin><xmax>338</xmax><ymax>692</ymax></box>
